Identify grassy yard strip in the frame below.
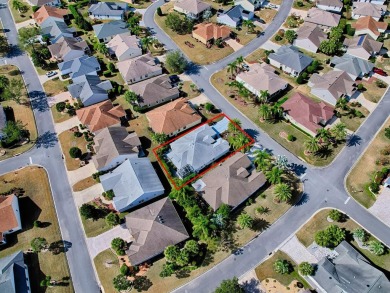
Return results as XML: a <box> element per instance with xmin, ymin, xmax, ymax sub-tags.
<box><xmin>10</xmin><ymin>0</ymin><xmax>33</xmax><ymax>24</ymax></box>
<box><xmin>0</xmin><ymin>65</ymin><xmax>37</xmax><ymax>161</ymax></box>
<box><xmin>256</xmin><ymin>8</ymin><xmax>278</xmax><ymax>23</ymax></box>
<box><xmin>72</xmin><ymin>176</ymin><xmax>98</xmax><ymax>192</ymax></box>
<box><xmin>361</xmin><ymin>79</ymin><xmax>388</xmax><ymax>103</ymax></box>
<box><xmin>81</xmin><ymin>216</ymin><xmax>112</xmax><ymax>238</ymax></box>
<box><xmin>339</xmin><ymin>104</ymin><xmax>370</xmax><ymax>132</ymax></box>
<box><xmin>58</xmin><ymin>130</ymin><xmax>88</xmax><ymax>171</ymax></box>
<box><xmin>51</xmin><ymin>106</ymin><xmax>74</xmax><ymax>123</ymax></box>
<box><xmin>94</xmin><ymin>249</ymin><xmax>120</xmax><ymax>293</ymax></box>
<box><xmin>43</xmin><ymin>78</ymin><xmax>70</xmax><ymax>97</ymax></box>
<box><xmin>346</xmin><ymin>118</ymin><xmax>390</xmax><ymax>208</ymax></box>
<box><xmin>180</xmin><ymin>81</ymin><xmax>201</xmax><ymax>100</ymax></box>
<box><xmin>0</xmin><ymin>167</ymin><xmax>73</xmax><ymax>293</ymax></box>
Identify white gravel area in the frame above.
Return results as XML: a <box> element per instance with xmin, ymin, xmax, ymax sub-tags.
<box><xmin>280</xmin><ymin>235</ymin><xmax>318</xmax><ymax>264</ymax></box>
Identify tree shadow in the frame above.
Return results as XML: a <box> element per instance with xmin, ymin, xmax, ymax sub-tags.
<box><xmin>185</xmin><ymin>62</ymin><xmax>201</xmax><ymax>75</ymax></box>
<box><xmin>6</xmin><ymin>45</ymin><xmax>24</xmax><ymax>58</ymax></box>
<box><xmin>244</xmin><ymin>128</ymin><xmax>259</xmax><ymax>141</ymax></box>
<box><xmin>25</xmin><ymin>252</ymin><xmax>46</xmax><ymax>293</ymax></box>
<box><xmin>252</xmin><ymin>218</ymin><xmax>270</xmax><ymax>232</ymax></box>
<box><xmin>35</xmin><ymin>131</ymin><xmax>58</xmax><ymax>149</ymax></box>
<box><xmin>294</xmin><ymin>192</ymin><xmax>309</xmax><ymax>206</ymax></box>
<box><xmin>241</xmin><ymin>277</ymin><xmax>262</xmax><ymax>293</ymax></box>
<box><xmin>288</xmin><ymin>163</ymin><xmax>307</xmax><ymax>177</ymax></box>
<box><xmin>316</xmin><ymin>147</ymin><xmax>333</xmax><ymax>159</ymax></box>
<box><xmin>49</xmin><ymin>240</ymin><xmax>72</xmax><ymax>255</ymax></box>
<box><xmin>175</xmin><ymin>268</ymin><xmax>191</xmax><ymax>279</ymax></box>
<box><xmin>38</xmin><ymin>221</ymin><xmax>52</xmax><ymax>228</ymax></box>
<box><xmin>346</xmin><ymin>134</ymin><xmax>362</xmax><ymax>147</ymax></box>
<box><xmin>30</xmin><ymin>90</ymin><xmax>49</xmax><ymax>112</ymax></box>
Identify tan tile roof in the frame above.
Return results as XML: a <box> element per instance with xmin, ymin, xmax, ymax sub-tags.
<box><xmin>117</xmin><ymin>54</ymin><xmax>161</xmax><ymax>83</ymax></box>
<box><xmin>282</xmin><ymin>92</ymin><xmax>334</xmax><ymax>134</ymax></box>
<box><xmin>317</xmin><ymin>0</ymin><xmax>343</xmax><ymax>8</ymax></box>
<box><xmin>107</xmin><ymin>33</ymin><xmax>141</xmax><ymax>59</ymax></box>
<box><xmin>305</xmin><ymin>8</ymin><xmax>341</xmax><ymax>28</ymax></box>
<box><xmin>174</xmin><ymin>0</ymin><xmax>211</xmax><ymax>15</ymax></box>
<box><xmin>145</xmin><ymin>98</ymin><xmax>202</xmax><ymax>135</ymax></box>
<box><xmin>0</xmin><ymin>195</ymin><xmax>19</xmax><ymax>234</ymax></box>
<box><xmin>310</xmin><ymin>70</ymin><xmax>355</xmax><ymax>99</ymax></box>
<box><xmin>33</xmin><ymin>6</ymin><xmax>69</xmax><ymax>25</ymax></box>
<box><xmin>344</xmin><ymin>35</ymin><xmax>383</xmax><ymax>55</ymax></box>
<box><xmin>48</xmin><ymin>36</ymin><xmax>88</xmax><ymax>60</ymax></box>
<box><xmin>192</xmin><ymin>23</ymin><xmax>231</xmax><ymax>42</ymax></box>
<box><xmin>352</xmin><ymin>2</ymin><xmax>386</xmax><ymax>19</ymax></box>
<box><xmin>296</xmin><ymin>23</ymin><xmax>327</xmax><ymax>47</ymax></box>
<box><xmin>198</xmin><ymin>153</ymin><xmax>266</xmax><ymax>210</ymax></box>
<box><xmin>76</xmin><ymin>100</ymin><xmax>125</xmax><ymax>132</ymax></box>
<box><xmin>352</xmin><ymin>16</ymin><xmax>388</xmax><ymax>37</ymax></box>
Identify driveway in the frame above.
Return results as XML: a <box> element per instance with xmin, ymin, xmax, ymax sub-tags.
<box><xmin>73</xmin><ymin>184</ymin><xmax>104</xmax><ymax>207</ymax></box>
<box><xmin>261</xmin><ymin>40</ymin><xmax>280</xmax><ymax>51</ymax></box>
<box><xmin>54</xmin><ymin>116</ymin><xmax>79</xmax><ymax>134</ymax></box>
<box><xmin>47</xmin><ymin>91</ymin><xmax>72</xmax><ymax>107</ymax></box>
<box><xmin>369</xmin><ymin>187</ymin><xmax>390</xmax><ymax>227</ymax></box>
<box><xmin>239</xmin><ymin>270</ymin><xmax>263</xmax><ymax>293</ymax></box>
<box><xmin>38</xmin><ymin>70</ymin><xmax>60</xmax><ymax>84</ymax></box>
<box><xmin>15</xmin><ymin>19</ymin><xmax>35</xmax><ymax>30</ymax></box>
<box><xmin>67</xmin><ymin>162</ymin><xmax>98</xmax><ymax>185</ymax></box>
<box><xmin>280</xmin><ymin>235</ymin><xmax>318</xmax><ymax>264</ymax></box>
<box><xmin>86</xmin><ymin>224</ymin><xmax>134</xmax><ymax>258</ymax></box>
<box><xmin>225</xmin><ymin>38</ymin><xmax>244</xmax><ymax>52</ymax></box>
<box><xmin>351</xmin><ymin>92</ymin><xmax>377</xmax><ymax>112</ymax></box>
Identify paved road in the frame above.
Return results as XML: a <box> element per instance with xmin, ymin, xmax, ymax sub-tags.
<box><xmin>0</xmin><ymin>2</ymin><xmax>100</xmax><ymax>292</ymax></box>
<box><xmin>144</xmin><ymin>2</ymin><xmax>390</xmax><ymax>292</ymax></box>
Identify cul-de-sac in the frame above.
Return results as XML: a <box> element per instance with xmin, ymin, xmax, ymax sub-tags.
<box><xmin>0</xmin><ymin>0</ymin><xmax>389</xmax><ymax>291</ymax></box>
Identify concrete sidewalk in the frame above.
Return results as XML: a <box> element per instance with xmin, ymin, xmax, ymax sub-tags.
<box><xmin>68</xmin><ymin>162</ymin><xmax>97</xmax><ymax>185</ymax></box>
<box><xmin>73</xmin><ymin>183</ymin><xmax>103</xmax><ymax>207</ymax></box>
<box><xmin>54</xmin><ymin>116</ymin><xmax>79</xmax><ymax>134</ymax></box>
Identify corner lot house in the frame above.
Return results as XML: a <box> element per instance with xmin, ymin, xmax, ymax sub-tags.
<box><xmin>130</xmin><ymin>75</ymin><xmax>180</xmax><ymax>108</ymax></box>
<box><xmin>331</xmin><ymin>54</ymin><xmax>374</xmax><ymax>80</ymax></box>
<box><xmin>294</xmin><ymin>23</ymin><xmax>328</xmax><ymax>53</ymax></box>
<box><xmin>27</xmin><ymin>0</ymin><xmax>60</xmax><ymax>7</ymax></box>
<box><xmin>68</xmin><ymin>75</ymin><xmax>112</xmax><ymax>106</ymax></box>
<box><xmin>93</xmin><ymin>126</ymin><xmax>142</xmax><ymax>171</ymax></box>
<box><xmin>234</xmin><ymin>0</ymin><xmax>265</xmax><ymax>12</ymax></box>
<box><xmin>282</xmin><ymin>92</ymin><xmax>335</xmax><ymax>136</ymax></box>
<box><xmin>192</xmin><ymin>23</ymin><xmax>231</xmax><ymax>45</ymax></box>
<box><xmin>100</xmin><ymin>158</ymin><xmax>165</xmax><ymax>212</ymax></box>
<box><xmin>0</xmin><ymin>251</ymin><xmax>30</xmax><ymax>292</ymax></box>
<box><xmin>41</xmin><ymin>18</ymin><xmax>76</xmax><ymax>44</ymax></box>
<box><xmin>352</xmin><ymin>2</ymin><xmax>386</xmax><ymax>21</ymax></box>
<box><xmin>268</xmin><ymin>45</ymin><xmax>313</xmax><ymax>77</ymax></box>
<box><xmin>193</xmin><ymin>152</ymin><xmax>266</xmax><ymax>210</ymax></box>
<box><xmin>217</xmin><ymin>5</ymin><xmax>254</xmax><ymax>27</ymax></box>
<box><xmin>0</xmin><ymin>195</ymin><xmax>22</xmax><ymax>245</ymax></box>
<box><xmin>33</xmin><ymin>5</ymin><xmax>68</xmax><ymax>25</ymax></box>
<box><xmin>343</xmin><ymin>34</ymin><xmax>383</xmax><ymax>60</ymax></box>
<box><xmin>352</xmin><ymin>16</ymin><xmax>387</xmax><ymax>40</ymax></box>
<box><xmin>117</xmin><ymin>54</ymin><xmax>162</xmax><ymax>84</ymax></box>
<box><xmin>125</xmin><ymin>197</ymin><xmax>189</xmax><ymax>265</ymax></box>
<box><xmin>88</xmin><ymin>2</ymin><xmax>128</xmax><ymax>20</ymax></box>
<box><xmin>58</xmin><ymin>55</ymin><xmax>100</xmax><ymax>79</ymax></box>
<box><xmin>76</xmin><ymin>100</ymin><xmax>125</xmax><ymax>133</ymax></box>
<box><xmin>174</xmin><ymin>0</ymin><xmax>211</xmax><ymax>20</ymax></box>
<box><xmin>146</xmin><ymin>98</ymin><xmax>202</xmax><ymax>137</ymax></box>
<box><xmin>313</xmin><ymin>241</ymin><xmax>390</xmax><ymax>292</ymax></box>
<box><xmin>316</xmin><ymin>0</ymin><xmax>343</xmax><ymax>12</ymax></box>
<box><xmin>48</xmin><ymin>36</ymin><xmax>89</xmax><ymax>62</ymax></box>
<box><xmin>305</xmin><ymin>8</ymin><xmax>341</xmax><ymax>31</ymax></box>
<box><xmin>236</xmin><ymin>63</ymin><xmax>288</xmax><ymax>98</ymax></box>
<box><xmin>309</xmin><ymin>70</ymin><xmax>356</xmax><ymax>105</ymax></box>
<box><xmin>107</xmin><ymin>33</ymin><xmax>142</xmax><ymax>61</ymax></box>
<box><xmin>93</xmin><ymin>20</ymin><xmax>128</xmax><ymax>43</ymax></box>
<box><xmin>167</xmin><ymin>124</ymin><xmax>230</xmax><ymax>177</ymax></box>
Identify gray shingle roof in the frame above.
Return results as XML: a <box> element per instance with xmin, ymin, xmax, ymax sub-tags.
<box><xmin>0</xmin><ymin>251</ymin><xmax>29</xmax><ymax>293</ymax></box>
<box><xmin>41</xmin><ymin>18</ymin><xmax>75</xmax><ymax>40</ymax></box>
<box><xmin>68</xmin><ymin>75</ymin><xmax>112</xmax><ymax>105</ymax></box>
<box><xmin>0</xmin><ymin>106</ymin><xmax>6</xmax><ymax>135</ymax></box>
<box><xmin>331</xmin><ymin>54</ymin><xmax>374</xmax><ymax>78</ymax></box>
<box><xmin>269</xmin><ymin>45</ymin><xmax>313</xmax><ymax>73</ymax></box>
<box><xmin>58</xmin><ymin>55</ymin><xmax>100</xmax><ymax>79</ymax></box>
<box><xmin>88</xmin><ymin>2</ymin><xmax>127</xmax><ymax>17</ymax></box>
<box><xmin>93</xmin><ymin>20</ymin><xmax>128</xmax><ymax>40</ymax></box>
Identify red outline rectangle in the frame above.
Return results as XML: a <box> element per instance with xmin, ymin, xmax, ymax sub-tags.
<box><xmin>152</xmin><ymin>113</ymin><xmax>255</xmax><ymax>190</ymax></box>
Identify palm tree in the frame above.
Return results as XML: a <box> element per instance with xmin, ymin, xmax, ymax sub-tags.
<box><xmin>304</xmin><ymin>137</ymin><xmax>320</xmax><ymax>153</ymax></box>
<box><xmin>369</xmin><ymin>240</ymin><xmax>385</xmax><ymax>255</ymax></box>
<box><xmin>12</xmin><ymin>0</ymin><xmax>23</xmax><ymax>13</ymax></box>
<box><xmin>243</xmin><ymin>20</ymin><xmax>255</xmax><ymax>34</ymax></box>
<box><xmin>353</xmin><ymin>228</ymin><xmax>368</xmax><ymax>242</ymax></box>
<box><xmin>238</xmin><ymin>86</ymin><xmax>250</xmax><ymax>99</ymax></box>
<box><xmin>235</xmin><ymin>56</ymin><xmax>244</xmax><ymax>70</ymax></box>
<box><xmin>257</xmin><ymin>90</ymin><xmax>269</xmax><ymax>104</ymax></box>
<box><xmin>237</xmin><ymin>213</ymin><xmax>253</xmax><ymax>229</ymax></box>
<box><xmin>274</xmin><ymin>183</ymin><xmax>292</xmax><ymax>202</ymax></box>
<box><xmin>192</xmin><ymin>216</ymin><xmax>211</xmax><ymax>241</ymax></box>
<box><xmin>228</xmin><ymin>118</ymin><xmax>242</xmax><ymax>133</ymax></box>
<box><xmin>331</xmin><ymin>122</ymin><xmax>347</xmax><ymax>142</ymax></box>
<box><xmin>271</xmin><ymin>104</ymin><xmax>283</xmax><ymax>120</ymax></box>
<box><xmin>231</xmin><ymin>132</ymin><xmax>251</xmax><ymax>151</ymax></box>
<box><xmin>273</xmin><ymin>259</ymin><xmax>291</xmax><ymax>274</ymax></box>
<box><xmin>253</xmin><ymin>149</ymin><xmax>271</xmax><ymax>171</ymax></box>
<box><xmin>265</xmin><ymin>166</ymin><xmax>283</xmax><ymax>184</ymax></box>
<box><xmin>259</xmin><ymin>104</ymin><xmax>272</xmax><ymax>120</ymax></box>
<box><xmin>95</xmin><ymin>42</ymin><xmax>108</xmax><ymax>56</ymax></box>
<box><xmin>316</xmin><ymin>128</ymin><xmax>331</xmax><ymax>145</ymax></box>
<box><xmin>227</xmin><ymin>61</ymin><xmax>238</xmax><ymax>78</ymax></box>
<box><xmin>130</xmin><ymin>25</ymin><xmax>142</xmax><ymax>36</ymax></box>
<box><xmin>141</xmin><ymin>36</ymin><xmax>153</xmax><ymax>51</ymax></box>
<box><xmin>336</xmin><ymin>97</ymin><xmax>348</xmax><ymax>111</ymax></box>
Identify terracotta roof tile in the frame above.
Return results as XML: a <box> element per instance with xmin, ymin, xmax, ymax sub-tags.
<box><xmin>352</xmin><ymin>16</ymin><xmax>388</xmax><ymax>37</ymax></box>
<box><xmin>192</xmin><ymin>23</ymin><xmax>231</xmax><ymax>43</ymax></box>
<box><xmin>33</xmin><ymin>6</ymin><xmax>69</xmax><ymax>25</ymax></box>
<box><xmin>0</xmin><ymin>195</ymin><xmax>19</xmax><ymax>234</ymax></box>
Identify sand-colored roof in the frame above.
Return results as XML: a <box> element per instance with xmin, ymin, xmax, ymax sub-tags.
<box><xmin>146</xmin><ymin>98</ymin><xmax>202</xmax><ymax>135</ymax></box>
<box><xmin>282</xmin><ymin>92</ymin><xmax>334</xmax><ymax>134</ymax></box>
<box><xmin>305</xmin><ymin>8</ymin><xmax>341</xmax><ymax>28</ymax></box>
<box><xmin>48</xmin><ymin>36</ymin><xmax>88</xmax><ymax>60</ymax></box>
<box><xmin>76</xmin><ymin>100</ymin><xmax>125</xmax><ymax>132</ymax></box>
<box><xmin>309</xmin><ymin>70</ymin><xmax>355</xmax><ymax>100</ymax></box>
<box><xmin>174</xmin><ymin>0</ymin><xmax>211</xmax><ymax>15</ymax></box>
<box><xmin>296</xmin><ymin>22</ymin><xmax>327</xmax><ymax>47</ymax></box>
<box><xmin>352</xmin><ymin>16</ymin><xmax>388</xmax><ymax>37</ymax></box>
<box><xmin>192</xmin><ymin>23</ymin><xmax>231</xmax><ymax>42</ymax></box>
<box><xmin>317</xmin><ymin>0</ymin><xmax>343</xmax><ymax>8</ymax></box>
<box><xmin>33</xmin><ymin>6</ymin><xmax>69</xmax><ymax>25</ymax></box>
<box><xmin>353</xmin><ymin>2</ymin><xmax>386</xmax><ymax>19</ymax></box>
<box><xmin>0</xmin><ymin>195</ymin><xmax>19</xmax><ymax>237</ymax></box>
<box><xmin>344</xmin><ymin>34</ymin><xmax>383</xmax><ymax>55</ymax></box>
<box><xmin>117</xmin><ymin>54</ymin><xmax>161</xmax><ymax>83</ymax></box>
<box><xmin>107</xmin><ymin>33</ymin><xmax>141</xmax><ymax>59</ymax></box>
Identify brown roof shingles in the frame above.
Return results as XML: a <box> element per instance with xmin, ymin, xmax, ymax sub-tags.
<box><xmin>33</xmin><ymin>6</ymin><xmax>69</xmax><ymax>25</ymax></box>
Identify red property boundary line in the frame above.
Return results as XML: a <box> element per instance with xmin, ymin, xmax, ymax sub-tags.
<box><xmin>152</xmin><ymin>113</ymin><xmax>255</xmax><ymax>190</ymax></box>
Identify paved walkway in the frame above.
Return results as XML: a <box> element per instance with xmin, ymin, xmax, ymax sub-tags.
<box><xmin>73</xmin><ymin>184</ymin><xmax>103</xmax><ymax>207</ymax></box>
<box><xmin>15</xmin><ymin>19</ymin><xmax>35</xmax><ymax>30</ymax></box>
<box><xmin>86</xmin><ymin>224</ymin><xmax>134</xmax><ymax>258</ymax></box>
<box><xmin>68</xmin><ymin>162</ymin><xmax>97</xmax><ymax>185</ymax></box>
<box><xmin>280</xmin><ymin>235</ymin><xmax>318</xmax><ymax>264</ymax></box>
<box><xmin>239</xmin><ymin>270</ymin><xmax>264</xmax><ymax>293</ymax></box>
<box><xmin>226</xmin><ymin>38</ymin><xmax>244</xmax><ymax>52</ymax></box>
<box><xmin>54</xmin><ymin>116</ymin><xmax>79</xmax><ymax>134</ymax></box>
<box><xmin>369</xmin><ymin>188</ymin><xmax>390</xmax><ymax>227</ymax></box>
<box><xmin>47</xmin><ymin>91</ymin><xmax>72</xmax><ymax>107</ymax></box>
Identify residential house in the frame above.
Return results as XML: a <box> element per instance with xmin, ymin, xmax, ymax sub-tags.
<box><xmin>33</xmin><ymin>5</ymin><xmax>68</xmax><ymax>25</ymax></box>
<box><xmin>92</xmin><ymin>126</ymin><xmax>142</xmax><ymax>171</ymax></box>
<box><xmin>343</xmin><ymin>34</ymin><xmax>383</xmax><ymax>60</ymax></box>
<box><xmin>305</xmin><ymin>8</ymin><xmax>341</xmax><ymax>31</ymax></box>
<box><xmin>330</xmin><ymin>54</ymin><xmax>374</xmax><ymax>80</ymax></box>
<box><xmin>88</xmin><ymin>2</ymin><xmax>128</xmax><ymax>20</ymax></box>
<box><xmin>68</xmin><ymin>75</ymin><xmax>112</xmax><ymax>106</ymax></box>
<box><xmin>48</xmin><ymin>36</ymin><xmax>89</xmax><ymax>62</ymax></box>
<box><xmin>76</xmin><ymin>100</ymin><xmax>126</xmax><ymax>133</ymax></box>
<box><xmin>309</xmin><ymin>70</ymin><xmax>356</xmax><ymax>105</ymax></box>
<box><xmin>192</xmin><ymin>23</ymin><xmax>231</xmax><ymax>45</ymax></box>
<box><xmin>145</xmin><ymin>98</ymin><xmax>202</xmax><ymax>137</ymax></box>
<box><xmin>352</xmin><ymin>16</ymin><xmax>387</xmax><ymax>40</ymax></box>
<box><xmin>125</xmin><ymin>197</ymin><xmax>189</xmax><ymax>265</ymax></box>
<box><xmin>167</xmin><ymin>124</ymin><xmax>230</xmax><ymax>178</ymax></box>
<box><xmin>352</xmin><ymin>2</ymin><xmax>386</xmax><ymax>21</ymax></box>
<box><xmin>117</xmin><ymin>54</ymin><xmax>162</xmax><ymax>84</ymax></box>
<box><xmin>234</xmin><ymin>0</ymin><xmax>265</xmax><ymax>12</ymax></box>
<box><xmin>353</xmin><ymin>0</ymin><xmax>385</xmax><ymax>5</ymax></box>
<box><xmin>294</xmin><ymin>23</ymin><xmax>328</xmax><ymax>53</ymax></box>
<box><xmin>174</xmin><ymin>0</ymin><xmax>211</xmax><ymax>19</ymax></box>
<box><xmin>130</xmin><ymin>75</ymin><xmax>180</xmax><ymax>108</ymax></box>
<box><xmin>93</xmin><ymin>20</ymin><xmax>128</xmax><ymax>43</ymax></box>
<box><xmin>236</xmin><ymin>63</ymin><xmax>288</xmax><ymax>98</ymax></box>
<box><xmin>0</xmin><ymin>251</ymin><xmax>30</xmax><ymax>293</ymax></box>
<box><xmin>0</xmin><ymin>195</ymin><xmax>22</xmax><ymax>246</ymax></box>
<box><xmin>193</xmin><ymin>152</ymin><xmax>266</xmax><ymax>210</ymax></box>
<box><xmin>282</xmin><ymin>92</ymin><xmax>335</xmax><ymax>136</ymax></box>
<box><xmin>217</xmin><ymin>5</ymin><xmax>254</xmax><ymax>28</ymax></box>
<box><xmin>58</xmin><ymin>55</ymin><xmax>100</xmax><ymax>79</ymax></box>
<box><xmin>0</xmin><ymin>106</ymin><xmax>6</xmax><ymax>139</ymax></box>
<box><xmin>100</xmin><ymin>158</ymin><xmax>165</xmax><ymax>212</ymax></box>
<box><xmin>27</xmin><ymin>0</ymin><xmax>60</xmax><ymax>7</ymax></box>
<box><xmin>107</xmin><ymin>33</ymin><xmax>142</xmax><ymax>61</ymax></box>
<box><xmin>268</xmin><ymin>45</ymin><xmax>313</xmax><ymax>77</ymax></box>
<box><xmin>316</xmin><ymin>0</ymin><xmax>343</xmax><ymax>13</ymax></box>
<box><xmin>313</xmin><ymin>241</ymin><xmax>390</xmax><ymax>292</ymax></box>
<box><xmin>40</xmin><ymin>18</ymin><xmax>76</xmax><ymax>44</ymax></box>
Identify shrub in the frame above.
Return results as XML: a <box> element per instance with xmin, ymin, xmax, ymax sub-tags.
<box><xmin>120</xmin><ymin>264</ymin><xmax>130</xmax><ymax>276</ymax></box>
<box><xmin>287</xmin><ymin>134</ymin><xmax>295</xmax><ymax>141</ymax></box>
<box><xmin>103</xmin><ymin>70</ymin><xmax>111</xmax><ymax>77</ymax></box>
<box><xmin>273</xmin><ymin>259</ymin><xmax>292</xmax><ymax>274</ymax></box>
<box><xmin>296</xmin><ymin>1</ymin><xmax>303</xmax><ymax>6</ymax></box>
<box><xmin>301</xmin><ymin>72</ymin><xmax>308</xmax><ymax>79</ymax></box>
<box><xmin>315</xmin><ymin>225</ymin><xmax>345</xmax><ymax>248</ymax></box>
<box><xmin>73</xmin><ymin>131</ymin><xmax>82</xmax><ymax>138</ymax></box>
<box><xmin>353</xmin><ymin>228</ymin><xmax>369</xmax><ymax>242</ymax></box>
<box><xmin>376</xmin><ymin>80</ymin><xmax>387</xmax><ymax>88</ymax></box>
<box><xmin>369</xmin><ymin>181</ymin><xmax>380</xmax><ymax>193</ymax></box>
<box><xmin>298</xmin><ymin>262</ymin><xmax>314</xmax><ymax>276</ymax></box>
<box><xmin>380</xmin><ymin>145</ymin><xmax>390</xmax><ymax>155</ymax></box>
<box><xmin>375</xmin><ymin>157</ymin><xmax>390</xmax><ymax>166</ymax></box>
<box><xmin>32</xmin><ymin>6</ymin><xmax>40</xmax><ymax>12</ymax></box>
<box><xmin>108</xmin><ymin>63</ymin><xmax>115</xmax><ymax>72</ymax></box>
<box><xmin>113</xmin><ymin>275</ymin><xmax>132</xmax><ymax>291</ymax></box>
<box><xmin>79</xmin><ymin>203</ymin><xmax>96</xmax><ymax>219</ymax></box>
<box><xmin>56</xmin><ymin>102</ymin><xmax>66</xmax><ymax>112</ymax></box>
<box><xmin>9</xmin><ymin>69</ymin><xmax>19</xmax><ymax>76</ymax></box>
<box><xmin>357</xmin><ymin>83</ymin><xmax>364</xmax><ymax>91</ymax></box>
<box><xmin>31</xmin><ymin>237</ymin><xmax>48</xmax><ymax>252</ymax></box>
<box><xmin>328</xmin><ymin>209</ymin><xmax>342</xmax><ymax>222</ymax></box>
<box><xmin>385</xmin><ymin>127</ymin><xmax>390</xmax><ymax>139</ymax></box>
<box><xmin>296</xmin><ymin>75</ymin><xmax>304</xmax><ymax>84</ymax></box>
<box><xmin>275</xmin><ymin>35</ymin><xmax>282</xmax><ymax>41</ymax></box>
<box><xmin>105</xmin><ymin>212</ymin><xmax>120</xmax><ymax>227</ymax></box>
<box><xmin>69</xmin><ymin>147</ymin><xmax>82</xmax><ymax>158</ymax></box>
<box><xmin>111</xmin><ymin>237</ymin><xmax>126</xmax><ymax>255</ymax></box>
<box><xmin>103</xmin><ymin>189</ymin><xmax>115</xmax><ymax>200</ymax></box>
<box><xmin>33</xmin><ymin>220</ymin><xmax>41</xmax><ymax>228</ymax></box>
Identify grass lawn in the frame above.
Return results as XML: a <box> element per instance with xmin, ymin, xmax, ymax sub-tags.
<box><xmin>346</xmin><ymin>118</ymin><xmax>390</xmax><ymax>208</ymax></box>
<box><xmin>296</xmin><ymin>209</ymin><xmax>390</xmax><ymax>272</ymax></box>
<box><xmin>180</xmin><ymin>81</ymin><xmax>201</xmax><ymax>100</ymax></box>
<box><xmin>245</xmin><ymin>48</ymin><xmax>267</xmax><ymax>64</ymax></box>
<box><xmin>51</xmin><ymin>107</ymin><xmax>74</xmax><ymax>124</ymax></box>
<box><xmin>0</xmin><ymin>167</ymin><xmax>73</xmax><ymax>293</ymax></box>
<box><xmin>272</xmin><ymin>34</ymin><xmax>290</xmax><ymax>46</ymax></box>
<box><xmin>43</xmin><ymin>78</ymin><xmax>70</xmax><ymax>97</ymax></box>
<box><xmin>10</xmin><ymin>0</ymin><xmax>33</xmax><ymax>24</ymax></box>
<box><xmin>81</xmin><ymin>216</ymin><xmax>112</xmax><ymax>238</ymax></box>
<box><xmin>375</xmin><ymin>55</ymin><xmax>390</xmax><ymax>73</ymax></box>
<box><xmin>339</xmin><ymin>103</ymin><xmax>370</xmax><ymax>132</ymax></box>
<box><xmin>94</xmin><ymin>249</ymin><xmax>120</xmax><ymax>293</ymax></box>
<box><xmin>0</xmin><ymin>65</ymin><xmax>37</xmax><ymax>161</ymax></box>
<box><xmin>292</xmin><ymin>0</ymin><xmax>315</xmax><ymax>10</ymax></box>
<box><xmin>360</xmin><ymin>79</ymin><xmax>388</xmax><ymax>103</ymax></box>
<box><xmin>255</xmin><ymin>251</ymin><xmax>309</xmax><ymax>288</ymax></box>
<box><xmin>72</xmin><ymin>176</ymin><xmax>98</xmax><ymax>192</ymax></box>
<box><xmin>211</xmin><ymin>68</ymin><xmax>345</xmax><ymax>166</ymax></box>
<box><xmin>256</xmin><ymin>8</ymin><xmax>278</xmax><ymax>23</ymax></box>
<box><xmin>58</xmin><ymin>130</ymin><xmax>88</xmax><ymax>171</ymax></box>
